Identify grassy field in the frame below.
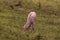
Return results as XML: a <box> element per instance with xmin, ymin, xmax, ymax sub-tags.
<box><xmin>0</xmin><ymin>0</ymin><xmax>60</xmax><ymax>40</ymax></box>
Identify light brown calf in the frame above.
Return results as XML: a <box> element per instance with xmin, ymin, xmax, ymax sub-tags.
<box><xmin>24</xmin><ymin>11</ymin><xmax>36</xmax><ymax>31</ymax></box>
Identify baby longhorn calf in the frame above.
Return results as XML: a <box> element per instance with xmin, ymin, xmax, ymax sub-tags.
<box><xmin>24</xmin><ymin>11</ymin><xmax>36</xmax><ymax>31</ymax></box>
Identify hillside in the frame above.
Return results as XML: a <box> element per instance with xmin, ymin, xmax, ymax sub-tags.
<box><xmin>0</xmin><ymin>0</ymin><xmax>60</xmax><ymax>40</ymax></box>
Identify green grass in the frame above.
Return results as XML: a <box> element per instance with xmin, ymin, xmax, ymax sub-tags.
<box><xmin>0</xmin><ymin>0</ymin><xmax>60</xmax><ymax>40</ymax></box>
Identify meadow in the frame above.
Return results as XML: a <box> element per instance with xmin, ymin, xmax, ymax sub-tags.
<box><xmin>0</xmin><ymin>0</ymin><xmax>60</xmax><ymax>40</ymax></box>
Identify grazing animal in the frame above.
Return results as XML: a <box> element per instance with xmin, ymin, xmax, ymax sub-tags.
<box><xmin>24</xmin><ymin>11</ymin><xmax>36</xmax><ymax>31</ymax></box>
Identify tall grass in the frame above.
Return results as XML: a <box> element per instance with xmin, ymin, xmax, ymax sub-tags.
<box><xmin>0</xmin><ymin>0</ymin><xmax>60</xmax><ymax>40</ymax></box>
